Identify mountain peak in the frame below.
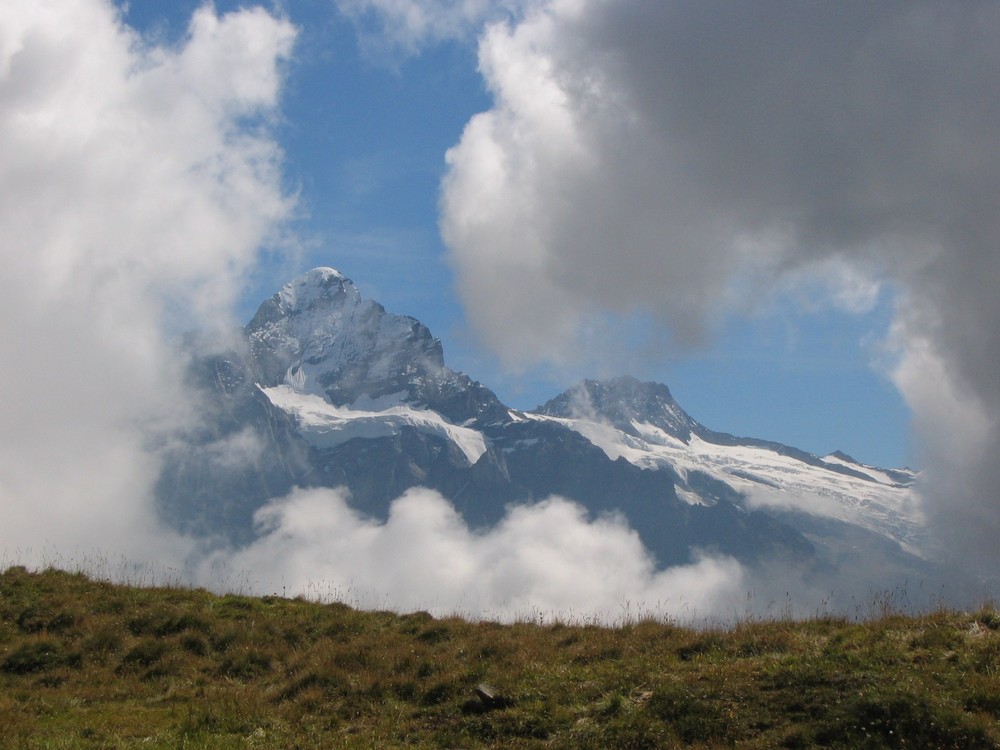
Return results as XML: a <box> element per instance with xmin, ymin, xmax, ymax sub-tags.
<box><xmin>241</xmin><ymin>266</ymin><xmax>508</xmax><ymax>425</ymax></box>
<box><xmin>537</xmin><ymin>376</ymin><xmax>701</xmax><ymax>441</ymax></box>
<box><xmin>279</xmin><ymin>266</ymin><xmax>349</xmax><ymax>302</ymax></box>
<box><xmin>246</xmin><ymin>267</ymin><xmax>442</xmax><ymax>404</ymax></box>
<box><xmin>262</xmin><ymin>267</ymin><xmax>358</xmax><ymax>320</ymax></box>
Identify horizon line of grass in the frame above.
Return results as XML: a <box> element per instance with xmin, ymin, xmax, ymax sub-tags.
<box><xmin>0</xmin><ymin>548</ymin><xmax>971</xmax><ymax>630</ymax></box>
<box><xmin>4</xmin><ymin>565</ymin><xmax>1000</xmax><ymax>747</ymax></box>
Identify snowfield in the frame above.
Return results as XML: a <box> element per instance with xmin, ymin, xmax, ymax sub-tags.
<box><xmin>530</xmin><ymin>413</ymin><xmax>927</xmax><ymax>556</ymax></box>
<box><xmin>260</xmin><ymin>384</ymin><xmax>488</xmax><ymax>465</ymax></box>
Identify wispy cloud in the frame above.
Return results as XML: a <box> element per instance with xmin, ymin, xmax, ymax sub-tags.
<box><xmin>335</xmin><ymin>0</ymin><xmax>527</xmax><ymax>57</ymax></box>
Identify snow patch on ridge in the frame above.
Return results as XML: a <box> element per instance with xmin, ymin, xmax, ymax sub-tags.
<box><xmin>821</xmin><ymin>452</ymin><xmax>899</xmax><ymax>486</ymax></box>
<box><xmin>261</xmin><ymin>385</ymin><xmax>488</xmax><ymax>465</ymax></box>
<box><xmin>529</xmin><ymin>413</ymin><xmax>926</xmax><ymax>553</ymax></box>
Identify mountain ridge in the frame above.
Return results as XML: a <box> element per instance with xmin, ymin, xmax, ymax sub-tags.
<box><xmin>156</xmin><ymin>267</ymin><xmax>934</xmax><ymax>602</ymax></box>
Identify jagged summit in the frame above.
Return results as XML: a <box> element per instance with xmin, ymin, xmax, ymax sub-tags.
<box><xmin>265</xmin><ymin>267</ymin><xmax>365</xmax><ymax>324</ymax></box>
<box><xmin>248</xmin><ymin>267</ymin><xmax>355</xmax><ymax>328</ymax></box>
<box><xmin>247</xmin><ymin>267</ymin><xmax>443</xmax><ymax>404</ymax></box>
<box><xmin>537</xmin><ymin>376</ymin><xmax>701</xmax><ymax>441</ymax></box>
<box><xmin>246</xmin><ymin>267</ymin><xmax>507</xmax><ymax>424</ymax></box>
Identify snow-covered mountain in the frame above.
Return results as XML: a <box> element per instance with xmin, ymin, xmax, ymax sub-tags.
<box><xmin>158</xmin><ymin>268</ymin><xmax>932</xmax><ymax>590</ymax></box>
<box><xmin>535</xmin><ymin>378</ymin><xmax>925</xmax><ymax>556</ymax></box>
<box><xmin>247</xmin><ymin>267</ymin><xmax>509</xmax><ymax>425</ymax></box>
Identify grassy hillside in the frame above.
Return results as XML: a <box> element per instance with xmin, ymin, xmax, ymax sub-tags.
<box><xmin>3</xmin><ymin>566</ymin><xmax>1000</xmax><ymax>748</ymax></box>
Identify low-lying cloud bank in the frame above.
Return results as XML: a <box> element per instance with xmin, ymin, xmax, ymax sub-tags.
<box><xmin>197</xmin><ymin>487</ymin><xmax>748</xmax><ymax>623</ymax></box>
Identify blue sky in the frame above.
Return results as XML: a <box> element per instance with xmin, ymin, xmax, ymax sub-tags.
<box><xmin>115</xmin><ymin>0</ymin><xmax>915</xmax><ymax>467</ymax></box>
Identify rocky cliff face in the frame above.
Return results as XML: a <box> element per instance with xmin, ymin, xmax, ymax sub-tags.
<box><xmin>156</xmin><ymin>268</ymin><xmax>927</xmax><ymax>580</ymax></box>
<box><xmin>246</xmin><ymin>268</ymin><xmax>508</xmax><ymax>424</ymax></box>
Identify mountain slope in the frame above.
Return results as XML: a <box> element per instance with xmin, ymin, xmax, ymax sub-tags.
<box><xmin>156</xmin><ymin>268</ymin><xmax>929</xmax><ymax>584</ymax></box>
<box><xmin>535</xmin><ymin>377</ymin><xmax>924</xmax><ymax>555</ymax></box>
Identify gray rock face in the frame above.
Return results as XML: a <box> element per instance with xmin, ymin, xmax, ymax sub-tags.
<box><xmin>246</xmin><ymin>268</ymin><xmax>508</xmax><ymax>425</ymax></box>
<box><xmin>247</xmin><ymin>268</ymin><xmax>439</xmax><ymax>401</ymax></box>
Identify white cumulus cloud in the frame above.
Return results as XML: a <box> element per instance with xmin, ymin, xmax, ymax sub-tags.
<box><xmin>439</xmin><ymin>0</ymin><xmax>1000</xmax><ymax>578</ymax></box>
<box><xmin>0</xmin><ymin>0</ymin><xmax>296</xmax><ymax>566</ymax></box>
<box><xmin>199</xmin><ymin>487</ymin><xmax>748</xmax><ymax>622</ymax></box>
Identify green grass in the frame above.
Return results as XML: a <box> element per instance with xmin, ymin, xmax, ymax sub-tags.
<box><xmin>3</xmin><ymin>565</ymin><xmax>1000</xmax><ymax>748</ymax></box>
